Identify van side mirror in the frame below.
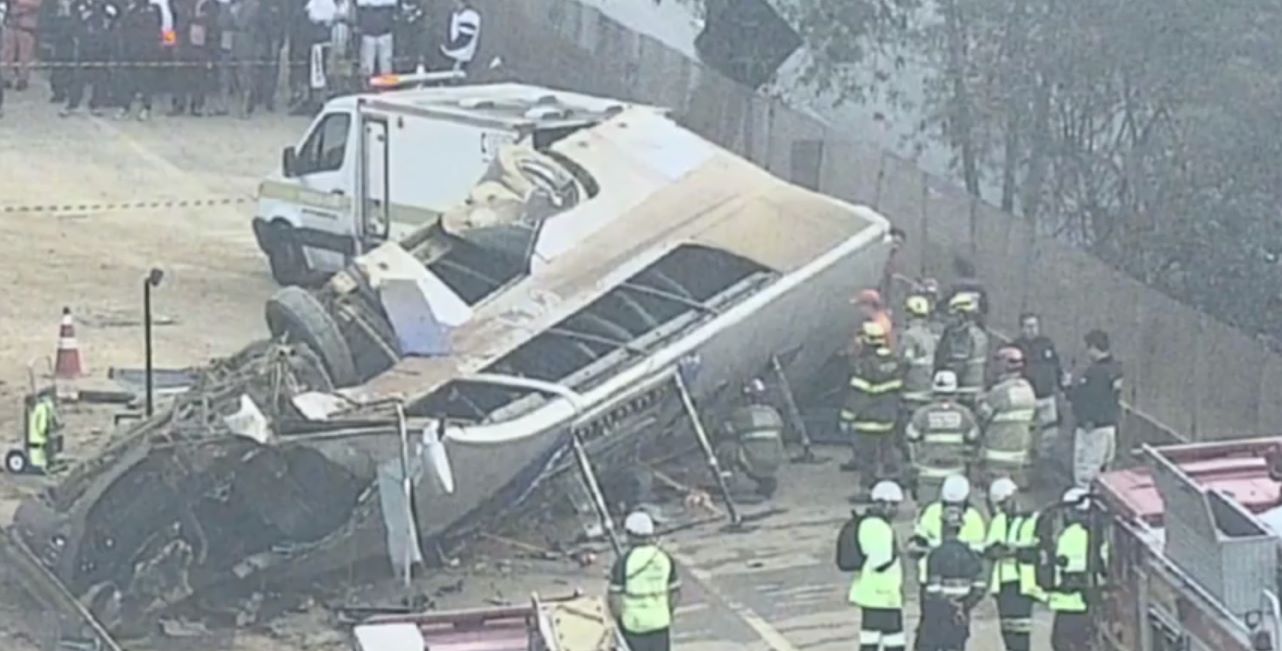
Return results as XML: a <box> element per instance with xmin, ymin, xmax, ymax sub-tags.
<box><xmin>282</xmin><ymin>146</ymin><xmax>298</xmax><ymax>177</ymax></box>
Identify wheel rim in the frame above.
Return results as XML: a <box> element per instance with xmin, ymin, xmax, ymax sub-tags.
<box><xmin>6</xmin><ymin>453</ymin><xmax>24</xmax><ymax>473</ymax></box>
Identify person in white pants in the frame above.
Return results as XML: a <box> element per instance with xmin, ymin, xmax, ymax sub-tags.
<box><xmin>1067</xmin><ymin>329</ymin><xmax>1123</xmax><ymax>489</ymax></box>
<box><xmin>355</xmin><ymin>0</ymin><xmax>394</xmax><ymax>79</ymax></box>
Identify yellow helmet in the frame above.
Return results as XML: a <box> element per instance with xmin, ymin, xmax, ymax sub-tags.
<box><xmin>948</xmin><ymin>292</ymin><xmax>978</xmax><ymax>314</ymax></box>
<box><xmin>905</xmin><ymin>295</ymin><xmax>931</xmax><ymax>318</ymax></box>
<box><xmin>860</xmin><ymin>321</ymin><xmax>888</xmax><ymax>345</ymax></box>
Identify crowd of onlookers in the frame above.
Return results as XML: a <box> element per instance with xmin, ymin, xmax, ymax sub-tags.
<box><xmin>0</xmin><ymin>0</ymin><xmax>480</xmax><ymax>118</ymax></box>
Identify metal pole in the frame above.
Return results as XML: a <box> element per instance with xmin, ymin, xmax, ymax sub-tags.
<box><xmin>395</xmin><ymin>401</ymin><xmax>414</xmax><ymax>590</ymax></box>
<box><xmin>570</xmin><ymin>431</ymin><xmax>622</xmax><ymax>556</ymax></box>
<box><xmin>143</xmin><ymin>279</ymin><xmax>154</xmax><ymax>417</ymax></box>
<box><xmin>672</xmin><ymin>372</ymin><xmax>742</xmax><ymax>526</ymax></box>
<box><xmin>770</xmin><ymin>355</ymin><xmax>820</xmax><ymax>462</ymax></box>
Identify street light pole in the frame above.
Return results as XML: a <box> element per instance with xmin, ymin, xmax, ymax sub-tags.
<box><xmin>143</xmin><ymin>268</ymin><xmax>164</xmax><ymax>417</ymax></box>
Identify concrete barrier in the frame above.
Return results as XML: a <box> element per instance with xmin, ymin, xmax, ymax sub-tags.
<box><xmin>480</xmin><ymin>0</ymin><xmax>1278</xmax><ymax>446</ymax></box>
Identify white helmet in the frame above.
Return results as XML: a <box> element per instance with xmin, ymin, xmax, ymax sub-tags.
<box><xmin>988</xmin><ymin>477</ymin><xmax>1018</xmax><ymax>503</ymax></box>
<box><xmin>933</xmin><ymin>370</ymin><xmax>958</xmax><ymax>394</ymax></box>
<box><xmin>624</xmin><ymin>511</ymin><xmax>655</xmax><ymax>537</ymax></box>
<box><xmin>1061</xmin><ymin>487</ymin><xmax>1091</xmax><ymax>511</ymax></box>
<box><xmin>941</xmin><ymin>474</ymin><xmax>971</xmax><ymax>503</ymax></box>
<box><xmin>871</xmin><ymin>480</ymin><xmax>904</xmax><ymax>504</ymax></box>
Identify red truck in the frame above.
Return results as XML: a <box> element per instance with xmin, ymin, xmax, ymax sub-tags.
<box><xmin>1088</xmin><ymin>438</ymin><xmax>1282</xmax><ymax>651</ymax></box>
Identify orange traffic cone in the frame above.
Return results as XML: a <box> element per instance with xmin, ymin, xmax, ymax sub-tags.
<box><xmin>54</xmin><ymin>307</ymin><xmax>84</xmax><ymax>380</ymax></box>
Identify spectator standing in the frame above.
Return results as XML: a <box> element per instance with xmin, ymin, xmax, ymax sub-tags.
<box><xmin>0</xmin><ymin>0</ymin><xmax>7</xmax><ymax>116</ymax></box>
<box><xmin>1</xmin><ymin>0</ymin><xmax>39</xmax><ymax>91</ymax></box>
<box><xmin>290</xmin><ymin>0</ymin><xmax>332</xmax><ymax>114</ymax></box>
<box><xmin>247</xmin><ymin>0</ymin><xmax>284</xmax><ymax>112</ymax></box>
<box><xmin>223</xmin><ymin>0</ymin><xmax>259</xmax><ymax>116</ymax></box>
<box><xmin>179</xmin><ymin>0</ymin><xmax>219</xmax><ymax>115</ymax></box>
<box><xmin>62</xmin><ymin>0</ymin><xmax>119</xmax><ymax>116</ymax></box>
<box><xmin>42</xmin><ymin>0</ymin><xmax>76</xmax><ymax>102</ymax></box>
<box><xmin>439</xmin><ymin>0</ymin><xmax>476</xmax><ymax>73</ymax></box>
<box><xmin>353</xmin><ymin>0</ymin><xmax>392</xmax><ymax>80</ymax></box>
<box><xmin>391</xmin><ymin>0</ymin><xmax>423</xmax><ymax>72</ymax></box>
<box><xmin>116</xmin><ymin>0</ymin><xmax>162</xmax><ymax>119</ymax></box>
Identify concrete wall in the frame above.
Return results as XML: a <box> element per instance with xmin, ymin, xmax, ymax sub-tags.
<box><xmin>479</xmin><ymin>0</ymin><xmax>1280</xmax><ymax>448</ymax></box>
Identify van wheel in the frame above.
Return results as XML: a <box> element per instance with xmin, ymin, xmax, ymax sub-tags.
<box><xmin>267</xmin><ymin>223</ymin><xmax>308</xmax><ymax>286</ymax></box>
<box><xmin>265</xmin><ymin>287</ymin><xmax>359</xmax><ymax>387</ymax></box>
<box><xmin>5</xmin><ymin>449</ymin><xmax>28</xmax><ymax>474</ymax></box>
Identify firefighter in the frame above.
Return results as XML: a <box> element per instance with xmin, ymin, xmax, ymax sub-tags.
<box><xmin>904</xmin><ymin>370</ymin><xmax>979</xmax><ymax>504</ymax></box>
<box><xmin>718</xmin><ymin>378</ymin><xmax>786</xmax><ymax>498</ymax></box>
<box><xmin>908</xmin><ymin>474</ymin><xmax>986</xmax><ymax>589</ymax></box>
<box><xmin>1067</xmin><ymin>329</ymin><xmax>1123</xmax><ymax>489</ymax></box>
<box><xmin>976</xmin><ymin>346</ymin><xmax>1037</xmax><ymax>486</ymax></box>
<box><xmin>985</xmin><ymin>478</ymin><xmax>1042</xmax><ymax>651</ymax></box>
<box><xmin>608</xmin><ymin>511</ymin><xmax>681</xmax><ymax>651</ymax></box>
<box><xmin>1047</xmin><ymin>488</ymin><xmax>1099</xmax><ymax>651</ymax></box>
<box><xmin>933</xmin><ymin>293</ymin><xmax>988</xmax><ymax>405</ymax></box>
<box><xmin>917</xmin><ymin>506</ymin><xmax>987</xmax><ymax>651</ymax></box>
<box><xmin>898</xmin><ymin>295</ymin><xmax>939</xmax><ymax>413</ymax></box>
<box><xmin>849</xmin><ymin>480</ymin><xmax>906</xmax><ymax>651</ymax></box>
<box><xmin>851</xmin><ymin>288</ymin><xmax>896</xmax><ymax>353</ymax></box>
<box><xmin>840</xmin><ymin>321</ymin><xmax>904</xmax><ymax>494</ymax></box>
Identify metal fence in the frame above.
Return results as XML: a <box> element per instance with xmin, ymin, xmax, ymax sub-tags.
<box><xmin>487</xmin><ymin>0</ymin><xmax>1282</xmax><ymax>447</ymax></box>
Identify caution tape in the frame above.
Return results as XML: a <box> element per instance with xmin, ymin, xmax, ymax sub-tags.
<box><xmin>0</xmin><ymin>196</ymin><xmax>254</xmax><ymax>215</ymax></box>
<box><xmin>0</xmin><ymin>54</ymin><xmax>426</xmax><ymax>70</ymax></box>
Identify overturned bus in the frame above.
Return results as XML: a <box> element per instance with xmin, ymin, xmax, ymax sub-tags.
<box><xmin>12</xmin><ymin>108</ymin><xmax>892</xmax><ymax>635</ymax></box>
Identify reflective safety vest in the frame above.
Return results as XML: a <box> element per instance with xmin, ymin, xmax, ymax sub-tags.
<box><xmin>1048</xmin><ymin>523</ymin><xmax>1089</xmax><ymax>613</ymax></box>
<box><xmin>914</xmin><ymin>502</ymin><xmax>986</xmax><ymax>581</ymax></box>
<box><xmin>620</xmin><ymin>545</ymin><xmax>676</xmax><ymax>633</ymax></box>
<box><xmin>977</xmin><ymin>377</ymin><xmax>1037</xmax><ymax>470</ymax></box>
<box><xmin>841</xmin><ymin>349</ymin><xmax>903</xmax><ymax>434</ymax></box>
<box><xmin>906</xmin><ymin>401</ymin><xmax>979</xmax><ymax>481</ymax></box>
<box><xmin>26</xmin><ymin>399</ymin><xmax>56</xmax><ymax>469</ymax></box>
<box><xmin>898</xmin><ymin>321</ymin><xmax>939</xmax><ymax>403</ymax></box>
<box><xmin>849</xmin><ymin>516</ymin><xmax>904</xmax><ymax>610</ymax></box>
<box><xmin>987</xmin><ymin>511</ymin><xmax>1043</xmax><ymax>600</ymax></box>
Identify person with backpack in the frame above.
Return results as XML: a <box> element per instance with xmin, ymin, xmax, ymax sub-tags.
<box><xmin>842</xmin><ymin>480</ymin><xmax>906</xmax><ymax>651</ymax></box>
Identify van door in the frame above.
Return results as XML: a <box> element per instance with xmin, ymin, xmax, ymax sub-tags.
<box><xmin>358</xmin><ymin>114</ymin><xmax>391</xmax><ymax>251</ymax></box>
<box><xmin>285</xmin><ymin>112</ymin><xmax>357</xmax><ymax>270</ymax></box>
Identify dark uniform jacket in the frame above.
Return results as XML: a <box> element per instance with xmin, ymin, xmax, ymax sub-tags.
<box><xmin>1014</xmin><ymin>335</ymin><xmax>1062</xmax><ymax>399</ymax></box>
<box><xmin>845</xmin><ymin>347</ymin><xmax>903</xmax><ymax>432</ymax></box>
<box><xmin>1069</xmin><ymin>356</ymin><xmax>1123</xmax><ymax>428</ymax></box>
<box><xmin>920</xmin><ymin>538</ymin><xmax>986</xmax><ymax>648</ymax></box>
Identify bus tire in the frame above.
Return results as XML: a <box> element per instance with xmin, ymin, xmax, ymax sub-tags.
<box><xmin>265</xmin><ymin>287</ymin><xmax>359</xmax><ymax>387</ymax></box>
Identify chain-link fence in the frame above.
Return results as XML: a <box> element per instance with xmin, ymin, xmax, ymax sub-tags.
<box><xmin>493</xmin><ymin>0</ymin><xmax>1282</xmax><ymax>447</ymax></box>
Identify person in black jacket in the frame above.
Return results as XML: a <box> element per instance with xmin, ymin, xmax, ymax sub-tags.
<box><xmin>41</xmin><ymin>0</ymin><xmax>76</xmax><ymax>102</ymax></box>
<box><xmin>115</xmin><ymin>0</ymin><xmax>161</xmax><ymax>119</ymax></box>
<box><xmin>61</xmin><ymin>0</ymin><xmax>119</xmax><ymax>116</ymax></box>
<box><xmin>1067</xmin><ymin>329</ymin><xmax>1123</xmax><ymax>489</ymax></box>
<box><xmin>1013</xmin><ymin>313</ymin><xmax>1064</xmax><ymax>462</ymax></box>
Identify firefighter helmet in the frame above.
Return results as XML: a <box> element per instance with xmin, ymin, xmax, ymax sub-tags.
<box><xmin>948</xmin><ymin>292</ymin><xmax>979</xmax><ymax>314</ymax></box>
<box><xmin>932</xmin><ymin>370</ymin><xmax>959</xmax><ymax>394</ymax></box>
<box><xmin>906</xmin><ymin>295</ymin><xmax>931</xmax><ymax>318</ymax></box>
<box><xmin>1061</xmin><ymin>487</ymin><xmax>1091</xmax><ymax>511</ymax></box>
<box><xmin>871</xmin><ymin>480</ymin><xmax>905</xmax><ymax>504</ymax></box>
<box><xmin>860</xmin><ymin>321</ymin><xmax>888</xmax><ymax>346</ymax></box>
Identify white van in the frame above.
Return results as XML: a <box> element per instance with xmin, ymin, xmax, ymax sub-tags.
<box><xmin>252</xmin><ymin>82</ymin><xmax>658</xmax><ymax>284</ymax></box>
